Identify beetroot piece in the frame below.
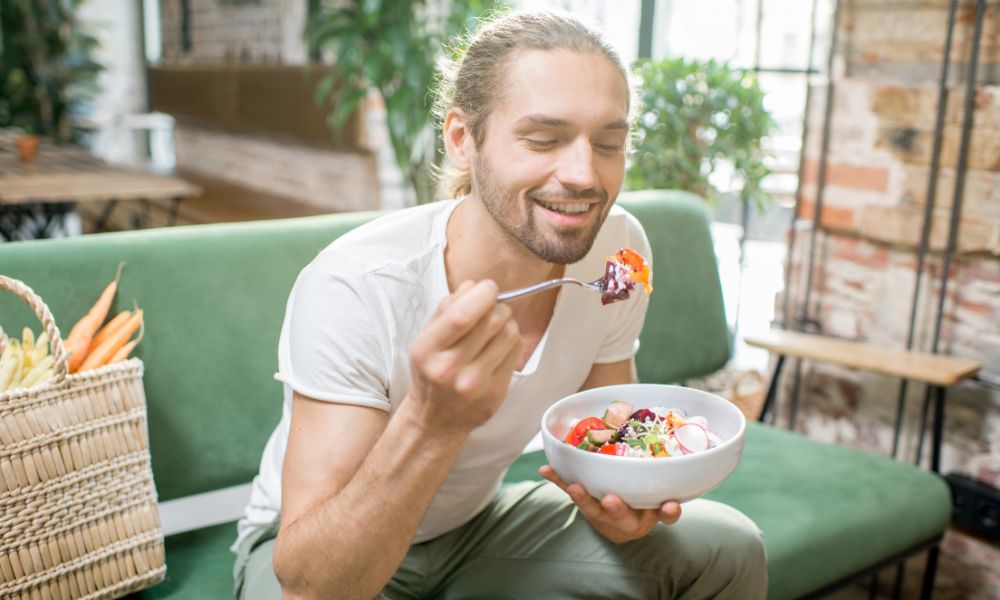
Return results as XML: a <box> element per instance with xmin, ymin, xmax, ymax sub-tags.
<box><xmin>598</xmin><ymin>259</ymin><xmax>636</xmax><ymax>305</ymax></box>
<box><xmin>617</xmin><ymin>408</ymin><xmax>659</xmax><ymax>439</ymax></box>
<box><xmin>628</xmin><ymin>408</ymin><xmax>658</xmax><ymax>424</ymax></box>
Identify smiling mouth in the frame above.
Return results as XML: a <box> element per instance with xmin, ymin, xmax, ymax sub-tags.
<box><xmin>533</xmin><ymin>198</ymin><xmax>594</xmax><ymax>215</ymax></box>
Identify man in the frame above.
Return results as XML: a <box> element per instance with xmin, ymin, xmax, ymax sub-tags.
<box><xmin>233</xmin><ymin>11</ymin><xmax>766</xmax><ymax>599</ymax></box>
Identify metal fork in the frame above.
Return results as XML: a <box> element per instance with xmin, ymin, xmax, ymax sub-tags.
<box><xmin>497</xmin><ymin>277</ymin><xmax>604</xmax><ymax>302</ymax></box>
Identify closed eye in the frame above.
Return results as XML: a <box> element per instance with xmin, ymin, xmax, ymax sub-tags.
<box><xmin>595</xmin><ymin>143</ymin><xmax>624</xmax><ymax>153</ymax></box>
<box><xmin>525</xmin><ymin>139</ymin><xmax>558</xmax><ymax>147</ymax></box>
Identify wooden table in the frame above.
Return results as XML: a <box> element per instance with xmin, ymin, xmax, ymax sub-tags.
<box><xmin>0</xmin><ymin>129</ymin><xmax>201</xmax><ymax>239</ymax></box>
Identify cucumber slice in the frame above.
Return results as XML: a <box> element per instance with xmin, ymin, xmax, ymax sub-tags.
<box><xmin>602</xmin><ymin>401</ymin><xmax>634</xmax><ymax>429</ymax></box>
<box><xmin>586</xmin><ymin>428</ymin><xmax>617</xmax><ymax>445</ymax></box>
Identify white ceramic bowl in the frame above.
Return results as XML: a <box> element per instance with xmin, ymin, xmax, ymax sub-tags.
<box><xmin>541</xmin><ymin>384</ymin><xmax>746</xmax><ymax>508</ymax></box>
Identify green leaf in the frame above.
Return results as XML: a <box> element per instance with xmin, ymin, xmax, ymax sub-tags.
<box><xmin>628</xmin><ymin>56</ymin><xmax>774</xmax><ymax>210</ymax></box>
<box><xmin>305</xmin><ymin>0</ymin><xmax>500</xmax><ymax>203</ymax></box>
<box><xmin>330</xmin><ymin>87</ymin><xmax>366</xmax><ymax>132</ymax></box>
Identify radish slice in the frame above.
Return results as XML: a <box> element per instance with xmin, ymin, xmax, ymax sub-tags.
<box><xmin>687</xmin><ymin>415</ymin><xmax>708</xmax><ymax>428</ymax></box>
<box><xmin>674</xmin><ymin>423</ymin><xmax>710</xmax><ymax>454</ymax></box>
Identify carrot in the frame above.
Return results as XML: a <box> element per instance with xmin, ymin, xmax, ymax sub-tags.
<box><xmin>78</xmin><ymin>309</ymin><xmax>142</xmax><ymax>372</ymax></box>
<box><xmin>108</xmin><ymin>340</ymin><xmax>139</xmax><ymax>365</ymax></box>
<box><xmin>65</xmin><ymin>262</ymin><xmax>125</xmax><ymax>373</ymax></box>
<box><xmin>108</xmin><ymin>319</ymin><xmax>144</xmax><ymax>365</ymax></box>
<box><xmin>88</xmin><ymin>310</ymin><xmax>132</xmax><ymax>351</ymax></box>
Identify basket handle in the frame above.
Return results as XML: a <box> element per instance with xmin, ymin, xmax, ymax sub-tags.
<box><xmin>0</xmin><ymin>275</ymin><xmax>69</xmax><ymax>385</ymax></box>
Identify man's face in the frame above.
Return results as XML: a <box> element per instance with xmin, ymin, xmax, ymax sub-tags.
<box><xmin>469</xmin><ymin>49</ymin><xmax>630</xmax><ymax>264</ymax></box>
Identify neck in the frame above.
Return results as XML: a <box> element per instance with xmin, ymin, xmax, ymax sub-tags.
<box><xmin>444</xmin><ymin>196</ymin><xmax>564</xmax><ymax>294</ymax></box>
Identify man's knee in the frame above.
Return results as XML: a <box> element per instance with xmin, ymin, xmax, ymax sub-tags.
<box><xmin>723</xmin><ymin>509</ymin><xmax>766</xmax><ymax>575</ymax></box>
<box><xmin>699</xmin><ymin>502</ymin><xmax>768</xmax><ymax>597</ymax></box>
<box><xmin>642</xmin><ymin>500</ymin><xmax>766</xmax><ymax>598</ymax></box>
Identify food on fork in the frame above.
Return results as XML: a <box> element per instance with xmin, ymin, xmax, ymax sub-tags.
<box><xmin>598</xmin><ymin>248</ymin><xmax>653</xmax><ymax>305</ymax></box>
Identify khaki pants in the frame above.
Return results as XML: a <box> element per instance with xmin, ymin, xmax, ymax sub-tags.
<box><xmin>233</xmin><ymin>481</ymin><xmax>767</xmax><ymax>599</ymax></box>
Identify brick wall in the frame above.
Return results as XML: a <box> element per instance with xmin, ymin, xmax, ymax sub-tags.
<box><xmin>77</xmin><ymin>0</ymin><xmax>148</xmax><ymax>164</ymax></box>
<box><xmin>156</xmin><ymin>0</ymin><xmax>395</xmax><ymax>211</ymax></box>
<box><xmin>159</xmin><ymin>0</ymin><xmax>294</xmax><ymax>63</ymax></box>
<box><xmin>784</xmin><ymin>1</ymin><xmax>1000</xmax><ymax>597</ymax></box>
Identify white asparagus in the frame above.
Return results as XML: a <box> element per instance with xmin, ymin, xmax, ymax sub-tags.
<box><xmin>22</xmin><ymin>327</ymin><xmax>34</xmax><ymax>358</ymax></box>
<box><xmin>0</xmin><ymin>343</ymin><xmax>21</xmax><ymax>392</ymax></box>
<box><xmin>19</xmin><ymin>355</ymin><xmax>54</xmax><ymax>389</ymax></box>
<box><xmin>32</xmin><ymin>331</ymin><xmax>50</xmax><ymax>364</ymax></box>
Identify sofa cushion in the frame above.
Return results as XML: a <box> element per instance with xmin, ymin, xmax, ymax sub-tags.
<box><xmin>132</xmin><ymin>422</ymin><xmax>950</xmax><ymax>600</ymax></box>
<box><xmin>130</xmin><ymin>522</ymin><xmax>237</xmax><ymax>599</ymax></box>
<box><xmin>504</xmin><ymin>422</ymin><xmax>950</xmax><ymax>600</ymax></box>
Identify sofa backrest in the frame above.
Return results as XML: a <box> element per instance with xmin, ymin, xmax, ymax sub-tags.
<box><xmin>623</xmin><ymin>190</ymin><xmax>730</xmax><ymax>384</ymax></box>
<box><xmin>0</xmin><ymin>189</ymin><xmax>728</xmax><ymax>501</ymax></box>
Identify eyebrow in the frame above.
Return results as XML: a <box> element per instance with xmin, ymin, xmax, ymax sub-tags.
<box><xmin>516</xmin><ymin>114</ymin><xmax>629</xmax><ymax>131</ymax></box>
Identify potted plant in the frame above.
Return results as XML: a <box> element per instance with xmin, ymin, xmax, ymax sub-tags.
<box><xmin>305</xmin><ymin>0</ymin><xmax>497</xmax><ymax>205</ymax></box>
<box><xmin>0</xmin><ymin>0</ymin><xmax>102</xmax><ymax>143</ymax></box>
<box><xmin>14</xmin><ymin>125</ymin><xmax>40</xmax><ymax>162</ymax></box>
<box><xmin>627</xmin><ymin>57</ymin><xmax>774</xmax><ymax>211</ymax></box>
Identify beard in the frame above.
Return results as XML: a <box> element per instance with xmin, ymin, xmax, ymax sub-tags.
<box><xmin>471</xmin><ymin>153</ymin><xmax>610</xmax><ymax>265</ymax></box>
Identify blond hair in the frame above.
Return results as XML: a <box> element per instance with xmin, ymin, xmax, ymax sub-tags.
<box><xmin>432</xmin><ymin>10</ymin><xmax>637</xmax><ymax>198</ymax></box>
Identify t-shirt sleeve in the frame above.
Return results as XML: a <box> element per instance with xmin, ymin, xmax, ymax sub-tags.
<box><xmin>274</xmin><ymin>252</ymin><xmax>392</xmax><ymax>412</ymax></box>
<box><xmin>593</xmin><ymin>214</ymin><xmax>653</xmax><ymax>364</ymax></box>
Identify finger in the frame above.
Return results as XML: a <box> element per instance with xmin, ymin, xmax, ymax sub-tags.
<box><xmin>538</xmin><ymin>465</ymin><xmax>569</xmax><ymax>491</ymax></box>
<box><xmin>565</xmin><ymin>483</ymin><xmax>606</xmax><ymax>521</ymax></box>
<box><xmin>466</xmin><ymin>315</ymin><xmax>520</xmax><ymax>374</ymax></box>
<box><xmin>659</xmin><ymin>501</ymin><xmax>682</xmax><ymax>525</ymax></box>
<box><xmin>451</xmin><ymin>313</ymin><xmax>519</xmax><ymax>395</ymax></box>
<box><xmin>638</xmin><ymin>509</ymin><xmax>662</xmax><ymax>531</ymax></box>
<box><xmin>540</xmin><ymin>468</ymin><xmax>614</xmax><ymax>526</ymax></box>
<box><xmin>455</xmin><ymin>303</ymin><xmax>514</xmax><ymax>365</ymax></box>
<box><xmin>424</xmin><ymin>280</ymin><xmax>499</xmax><ymax>348</ymax></box>
<box><xmin>433</xmin><ymin>280</ymin><xmax>477</xmax><ymax>318</ymax></box>
<box><xmin>600</xmin><ymin>494</ymin><xmax>640</xmax><ymax>530</ymax></box>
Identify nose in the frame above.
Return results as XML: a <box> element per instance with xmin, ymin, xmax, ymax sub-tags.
<box><xmin>555</xmin><ymin>137</ymin><xmax>598</xmax><ymax>191</ymax></box>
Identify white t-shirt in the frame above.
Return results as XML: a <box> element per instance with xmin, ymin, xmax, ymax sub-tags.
<box><xmin>234</xmin><ymin>198</ymin><xmax>651</xmax><ymax>550</ymax></box>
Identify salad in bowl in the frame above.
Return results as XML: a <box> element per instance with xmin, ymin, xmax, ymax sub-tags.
<box><xmin>563</xmin><ymin>401</ymin><xmax>723</xmax><ymax>458</ymax></box>
<box><xmin>541</xmin><ymin>384</ymin><xmax>746</xmax><ymax>507</ymax></box>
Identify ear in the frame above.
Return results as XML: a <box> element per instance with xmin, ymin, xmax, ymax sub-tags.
<box><xmin>443</xmin><ymin>107</ymin><xmax>473</xmax><ymax>171</ymax></box>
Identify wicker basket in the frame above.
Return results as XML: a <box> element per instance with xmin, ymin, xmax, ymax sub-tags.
<box><xmin>0</xmin><ymin>275</ymin><xmax>165</xmax><ymax>599</ymax></box>
<box><xmin>728</xmin><ymin>369</ymin><xmax>767</xmax><ymax>421</ymax></box>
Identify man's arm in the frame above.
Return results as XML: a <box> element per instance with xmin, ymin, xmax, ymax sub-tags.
<box><xmin>577</xmin><ymin>357</ymin><xmax>637</xmax><ymax>391</ymax></box>
<box><xmin>272</xmin><ymin>393</ymin><xmax>467</xmax><ymax>600</ymax></box>
<box><xmin>272</xmin><ymin>280</ymin><xmax>523</xmax><ymax>599</ymax></box>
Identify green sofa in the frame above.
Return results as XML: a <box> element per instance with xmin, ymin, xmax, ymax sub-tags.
<box><xmin>0</xmin><ymin>190</ymin><xmax>951</xmax><ymax>599</ymax></box>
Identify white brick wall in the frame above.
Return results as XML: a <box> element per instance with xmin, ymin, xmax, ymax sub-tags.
<box><xmin>77</xmin><ymin>0</ymin><xmax>148</xmax><ymax>163</ymax></box>
<box><xmin>159</xmin><ymin>0</ymin><xmax>307</xmax><ymax>63</ymax></box>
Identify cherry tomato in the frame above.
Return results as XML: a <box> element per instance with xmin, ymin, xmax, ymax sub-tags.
<box><xmin>564</xmin><ymin>416</ymin><xmax>609</xmax><ymax>446</ymax></box>
<box><xmin>616</xmin><ymin>248</ymin><xmax>646</xmax><ymax>271</ymax></box>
